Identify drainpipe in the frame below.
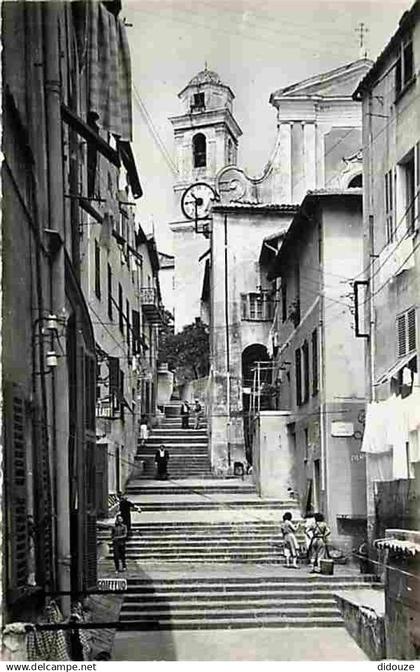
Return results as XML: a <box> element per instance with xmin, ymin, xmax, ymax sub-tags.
<box><xmin>319</xmin><ymin>256</ymin><xmax>326</xmax><ymax>498</ymax></box>
<box><xmin>43</xmin><ymin>2</ymin><xmax>71</xmax><ymax>614</ymax></box>
<box><xmin>366</xmin><ymin>92</ymin><xmax>376</xmax><ymax>547</ymax></box>
<box><xmin>224</xmin><ymin>214</ymin><xmax>231</xmax><ymax>468</ymax></box>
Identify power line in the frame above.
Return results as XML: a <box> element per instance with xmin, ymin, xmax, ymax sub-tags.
<box><xmin>132</xmin><ymin>84</ymin><xmax>179</xmax><ymax>177</ymax></box>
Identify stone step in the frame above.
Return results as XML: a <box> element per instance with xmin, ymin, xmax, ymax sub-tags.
<box><xmin>124</xmin><ymin>522</ymin><xmax>300</xmax><ymax>530</ymax></box>
<box><xmin>125</xmin><ymin>576</ymin><xmax>375</xmax><ymax>588</ymax></box>
<box><xmin>145</xmin><ymin>437</ymin><xmax>209</xmax><ymax>445</ymax></box>
<box><xmin>151</xmin><ymin>429</ymin><xmax>208</xmax><ymax>436</ymax></box>
<box><xmin>120</xmin><ymin>605</ymin><xmax>340</xmax><ymax>619</ymax></box>
<box><xmin>104</xmin><ymin>539</ymin><xmax>300</xmax><ymax>549</ymax></box>
<box><xmin>125</xmin><ymin>485</ymin><xmax>255</xmax><ymax>495</ymax></box>
<box><xmin>118</xmin><ymin>501</ymin><xmax>296</xmax><ymax>511</ymax></box>
<box><xmin>123</xmin><ymin>595</ymin><xmax>339</xmax><ymax>615</ymax></box>
<box><xmin>114</xmin><ymin>615</ymin><xmax>343</xmax><ymax>630</ymax></box>
<box><xmin>110</xmin><ymin>551</ymin><xmax>288</xmax><ymax>561</ymax></box>
<box><xmin>121</xmin><ymin>588</ymin><xmax>360</xmax><ymax>601</ymax></box>
<box><xmin>140</xmin><ymin>447</ymin><xmax>206</xmax><ymax>453</ymax></box>
<box><xmin>159</xmin><ymin>421</ymin><xmax>208</xmax><ymax>428</ymax></box>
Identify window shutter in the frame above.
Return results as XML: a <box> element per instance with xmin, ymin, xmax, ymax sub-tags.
<box><xmin>120</xmin><ymin>370</ymin><xmax>125</xmax><ymax>421</ymax></box>
<box><xmin>295</xmin><ymin>349</ymin><xmax>302</xmax><ymax>406</ymax></box>
<box><xmin>312</xmin><ymin>329</ymin><xmax>318</xmax><ymax>396</ymax></box>
<box><xmin>5</xmin><ymin>383</ymin><xmax>29</xmax><ymax>598</ymax></box>
<box><xmin>95</xmin><ymin>444</ymin><xmax>108</xmax><ymax>517</ymax></box>
<box><xmin>302</xmin><ymin>340</ymin><xmax>310</xmax><ymax>403</ymax></box>
<box><xmin>397</xmin><ymin>314</ymin><xmax>407</xmax><ymax>357</ymax></box>
<box><xmin>94</xmin><ymin>239</ymin><xmax>101</xmax><ymax>299</ymax></box>
<box><xmin>132</xmin><ymin>309</ymin><xmax>140</xmax><ymax>354</ymax></box>
<box><xmin>408</xmin><ymin>308</ymin><xmax>416</xmax><ymax>353</ymax></box>
<box><xmin>109</xmin><ymin>357</ymin><xmax>120</xmax><ymax>413</ymax></box>
<box><xmin>85</xmin><ymin>513</ymin><xmax>97</xmax><ymax>590</ymax></box>
<box><xmin>33</xmin><ymin>410</ymin><xmax>53</xmax><ymax>588</ymax></box>
<box><xmin>415</xmin><ymin>142</ymin><xmax>420</xmax><ymax>229</ymax></box>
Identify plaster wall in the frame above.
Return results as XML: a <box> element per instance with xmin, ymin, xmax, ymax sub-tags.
<box><xmin>252</xmin><ymin>411</ymin><xmax>294</xmax><ymax>499</ymax></box>
<box><xmin>269</xmin><ymin>195</ymin><xmax>366</xmax><ymax>545</ymax></box>
<box><xmin>209</xmin><ymin>208</ymin><xmax>293</xmax><ymax>473</ymax></box>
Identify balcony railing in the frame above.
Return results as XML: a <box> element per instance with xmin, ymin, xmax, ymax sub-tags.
<box><xmin>240</xmin><ymin>292</ymin><xmax>274</xmax><ymax>322</ymax></box>
<box><xmin>140</xmin><ymin>287</ymin><xmax>162</xmax><ymax>324</ymax></box>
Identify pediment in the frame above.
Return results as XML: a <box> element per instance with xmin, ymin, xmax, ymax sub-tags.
<box><xmin>270</xmin><ymin>59</ymin><xmax>372</xmax><ymax>103</ymax></box>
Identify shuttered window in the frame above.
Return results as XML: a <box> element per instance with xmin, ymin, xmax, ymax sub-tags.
<box><xmin>94</xmin><ymin>239</ymin><xmax>101</xmax><ymax>300</ymax></box>
<box><xmin>5</xmin><ymin>383</ymin><xmax>29</xmax><ymax>599</ymax></box>
<box><xmin>85</xmin><ymin>513</ymin><xmax>97</xmax><ymax>590</ymax></box>
<box><xmin>132</xmin><ymin>309</ymin><xmax>141</xmax><ymax>354</ymax></box>
<box><xmin>312</xmin><ymin>329</ymin><xmax>319</xmax><ymax>396</ymax></box>
<box><xmin>240</xmin><ymin>293</ymin><xmax>273</xmax><ymax>321</ymax></box>
<box><xmin>33</xmin><ymin>410</ymin><xmax>53</xmax><ymax>588</ymax></box>
<box><xmin>415</xmin><ymin>142</ymin><xmax>420</xmax><ymax>229</ymax></box>
<box><xmin>295</xmin><ymin>348</ymin><xmax>302</xmax><ymax>406</ymax></box>
<box><xmin>107</xmin><ymin>264</ymin><xmax>113</xmax><ymax>320</ymax></box>
<box><xmin>397</xmin><ymin>308</ymin><xmax>416</xmax><ymax>357</ymax></box>
<box><xmin>385</xmin><ymin>168</ymin><xmax>396</xmax><ymax>243</ymax></box>
<box><xmin>281</xmin><ymin>279</ymin><xmax>287</xmax><ymax>322</ymax></box>
<box><xmin>85</xmin><ymin>355</ymin><xmax>96</xmax><ymax>431</ymax></box>
<box><xmin>126</xmin><ymin>299</ymin><xmax>130</xmax><ymax>353</ymax></box>
<box><xmin>302</xmin><ymin>340</ymin><xmax>310</xmax><ymax>404</ymax></box>
<box><xmin>408</xmin><ymin>308</ymin><xmax>416</xmax><ymax>352</ymax></box>
<box><xmin>118</xmin><ymin>283</ymin><xmax>124</xmax><ymax>334</ymax></box>
<box><xmin>109</xmin><ymin>357</ymin><xmax>121</xmax><ymax>414</ymax></box>
<box><xmin>120</xmin><ymin>370</ymin><xmax>125</xmax><ymax>422</ymax></box>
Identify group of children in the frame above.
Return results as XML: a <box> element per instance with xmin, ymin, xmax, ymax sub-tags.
<box><xmin>280</xmin><ymin>511</ymin><xmax>330</xmax><ymax>572</ymax></box>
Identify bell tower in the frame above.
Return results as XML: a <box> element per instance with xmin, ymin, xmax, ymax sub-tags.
<box><xmin>169</xmin><ymin>68</ymin><xmax>242</xmax><ymax>331</ymax></box>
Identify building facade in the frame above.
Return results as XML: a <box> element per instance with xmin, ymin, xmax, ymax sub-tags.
<box><xmin>204</xmin><ymin>59</ymin><xmax>370</xmax><ymax>476</ymax></box>
<box><xmin>169</xmin><ymin>68</ymin><xmax>242</xmax><ymax>331</ymax></box>
<box><xmin>353</xmin><ymin>0</ymin><xmax>420</xmax><ymax>544</ymax></box>
<box><xmin>255</xmin><ymin>190</ymin><xmax>367</xmax><ymax>548</ymax></box>
<box><xmin>81</xmin><ymin>203</ymin><xmax>161</xmax><ymax>515</ymax></box>
<box><xmin>1</xmin><ymin>0</ymin><xmax>142</xmax><ymax>629</ymax></box>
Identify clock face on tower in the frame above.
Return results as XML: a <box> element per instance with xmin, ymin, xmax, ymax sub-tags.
<box><xmin>181</xmin><ymin>182</ymin><xmax>216</xmax><ymax>221</ymax></box>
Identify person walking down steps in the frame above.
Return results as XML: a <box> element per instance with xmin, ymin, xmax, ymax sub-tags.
<box><xmin>181</xmin><ymin>400</ymin><xmax>190</xmax><ymax>429</ymax></box>
<box><xmin>155</xmin><ymin>444</ymin><xmax>170</xmax><ymax>480</ymax></box>
<box><xmin>280</xmin><ymin>511</ymin><xmax>299</xmax><ymax>568</ymax></box>
<box><xmin>111</xmin><ymin>514</ymin><xmax>127</xmax><ymax>573</ymax></box>
<box><xmin>117</xmin><ymin>491</ymin><xmax>141</xmax><ymax>538</ymax></box>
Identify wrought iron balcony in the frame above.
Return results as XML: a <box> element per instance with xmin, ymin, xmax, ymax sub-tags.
<box><xmin>140</xmin><ymin>287</ymin><xmax>162</xmax><ymax>324</ymax></box>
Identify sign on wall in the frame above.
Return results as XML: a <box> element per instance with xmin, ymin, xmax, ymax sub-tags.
<box><xmin>331</xmin><ymin>421</ymin><xmax>355</xmax><ymax>437</ymax></box>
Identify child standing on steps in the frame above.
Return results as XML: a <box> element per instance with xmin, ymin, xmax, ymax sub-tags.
<box><xmin>280</xmin><ymin>512</ymin><xmax>299</xmax><ymax>568</ymax></box>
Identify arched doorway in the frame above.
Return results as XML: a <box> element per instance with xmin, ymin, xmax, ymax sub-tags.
<box><xmin>241</xmin><ymin>343</ymin><xmax>271</xmax><ymax>463</ymax></box>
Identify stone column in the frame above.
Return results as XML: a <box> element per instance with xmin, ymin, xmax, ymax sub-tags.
<box><xmin>277</xmin><ymin>122</ymin><xmax>292</xmax><ymax>202</ymax></box>
<box><xmin>304</xmin><ymin>122</ymin><xmax>317</xmax><ymax>192</ymax></box>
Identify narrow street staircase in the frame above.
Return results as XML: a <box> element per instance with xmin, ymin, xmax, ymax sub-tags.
<box><xmin>99</xmin><ymin>405</ymin><xmax>377</xmax><ymax>631</ymax></box>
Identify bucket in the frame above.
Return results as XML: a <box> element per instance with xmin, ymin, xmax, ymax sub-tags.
<box><xmin>320</xmin><ymin>559</ymin><xmax>334</xmax><ymax>575</ymax></box>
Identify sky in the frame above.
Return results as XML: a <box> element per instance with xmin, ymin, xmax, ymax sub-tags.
<box><xmin>124</xmin><ymin>0</ymin><xmax>412</xmax><ymax>253</ymax></box>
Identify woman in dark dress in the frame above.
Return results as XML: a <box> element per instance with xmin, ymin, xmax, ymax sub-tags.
<box><xmin>181</xmin><ymin>401</ymin><xmax>190</xmax><ymax>429</ymax></box>
<box><xmin>155</xmin><ymin>444</ymin><xmax>169</xmax><ymax>479</ymax></box>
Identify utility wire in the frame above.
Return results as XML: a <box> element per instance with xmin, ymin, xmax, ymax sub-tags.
<box><xmin>132</xmin><ymin>84</ymin><xmax>179</xmax><ymax>177</ymax></box>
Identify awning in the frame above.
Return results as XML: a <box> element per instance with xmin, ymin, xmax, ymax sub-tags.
<box><xmin>376</xmin><ymin>353</ymin><xmax>416</xmax><ymax>385</ymax></box>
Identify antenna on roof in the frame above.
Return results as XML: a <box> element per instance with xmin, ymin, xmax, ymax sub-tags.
<box><xmin>204</xmin><ymin>61</ymin><xmax>208</xmax><ymax>71</ymax></box>
<box><xmin>355</xmin><ymin>22</ymin><xmax>369</xmax><ymax>59</ymax></box>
